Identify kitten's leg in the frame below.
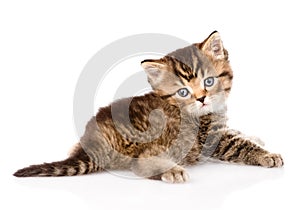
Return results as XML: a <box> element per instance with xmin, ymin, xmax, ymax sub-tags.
<box><xmin>212</xmin><ymin>130</ymin><xmax>283</xmax><ymax>167</ymax></box>
<box><xmin>131</xmin><ymin>156</ymin><xmax>189</xmax><ymax>183</ymax></box>
<box><xmin>226</xmin><ymin>129</ymin><xmax>265</xmax><ymax>146</ymax></box>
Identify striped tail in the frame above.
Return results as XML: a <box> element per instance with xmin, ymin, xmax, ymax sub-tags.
<box><xmin>13</xmin><ymin>145</ymin><xmax>101</xmax><ymax>177</ymax></box>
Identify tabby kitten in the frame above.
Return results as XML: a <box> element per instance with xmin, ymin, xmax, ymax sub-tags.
<box><xmin>14</xmin><ymin>31</ymin><xmax>283</xmax><ymax>183</ymax></box>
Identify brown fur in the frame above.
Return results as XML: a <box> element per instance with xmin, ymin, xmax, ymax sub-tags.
<box><xmin>14</xmin><ymin>31</ymin><xmax>283</xmax><ymax>183</ymax></box>
<box><xmin>14</xmin><ymin>145</ymin><xmax>100</xmax><ymax>177</ymax></box>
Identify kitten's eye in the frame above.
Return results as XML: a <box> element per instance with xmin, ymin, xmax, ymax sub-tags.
<box><xmin>177</xmin><ymin>88</ymin><xmax>189</xmax><ymax>97</ymax></box>
<box><xmin>204</xmin><ymin>77</ymin><xmax>215</xmax><ymax>87</ymax></box>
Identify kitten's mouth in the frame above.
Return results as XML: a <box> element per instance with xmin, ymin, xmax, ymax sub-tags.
<box><xmin>195</xmin><ymin>101</ymin><xmax>208</xmax><ymax>108</ymax></box>
<box><xmin>194</xmin><ymin>101</ymin><xmax>210</xmax><ymax>111</ymax></box>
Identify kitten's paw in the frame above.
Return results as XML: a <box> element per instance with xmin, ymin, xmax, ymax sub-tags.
<box><xmin>161</xmin><ymin>166</ymin><xmax>189</xmax><ymax>184</ymax></box>
<box><xmin>259</xmin><ymin>153</ymin><xmax>284</xmax><ymax>168</ymax></box>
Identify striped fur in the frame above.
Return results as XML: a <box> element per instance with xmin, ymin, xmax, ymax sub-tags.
<box><xmin>14</xmin><ymin>145</ymin><xmax>101</xmax><ymax>177</ymax></box>
<box><xmin>213</xmin><ymin>132</ymin><xmax>283</xmax><ymax>167</ymax></box>
<box><xmin>14</xmin><ymin>31</ymin><xmax>283</xmax><ymax>182</ymax></box>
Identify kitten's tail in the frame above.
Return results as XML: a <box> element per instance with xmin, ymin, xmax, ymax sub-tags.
<box><xmin>13</xmin><ymin>144</ymin><xmax>101</xmax><ymax>177</ymax></box>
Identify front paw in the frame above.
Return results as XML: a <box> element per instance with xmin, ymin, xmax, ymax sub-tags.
<box><xmin>259</xmin><ymin>153</ymin><xmax>284</xmax><ymax>168</ymax></box>
<box><xmin>161</xmin><ymin>166</ymin><xmax>189</xmax><ymax>184</ymax></box>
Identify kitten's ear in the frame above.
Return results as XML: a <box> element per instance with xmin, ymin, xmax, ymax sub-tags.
<box><xmin>141</xmin><ymin>59</ymin><xmax>166</xmax><ymax>86</ymax></box>
<box><xmin>201</xmin><ymin>31</ymin><xmax>227</xmax><ymax>60</ymax></box>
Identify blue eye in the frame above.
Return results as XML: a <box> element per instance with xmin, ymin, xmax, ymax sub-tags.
<box><xmin>204</xmin><ymin>77</ymin><xmax>215</xmax><ymax>87</ymax></box>
<box><xmin>177</xmin><ymin>88</ymin><xmax>189</xmax><ymax>97</ymax></box>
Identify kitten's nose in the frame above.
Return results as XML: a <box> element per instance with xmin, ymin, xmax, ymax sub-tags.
<box><xmin>197</xmin><ymin>96</ymin><xmax>206</xmax><ymax>103</ymax></box>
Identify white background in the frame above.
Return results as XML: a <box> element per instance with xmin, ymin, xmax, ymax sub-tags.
<box><xmin>1</xmin><ymin>1</ymin><xmax>299</xmax><ymax>210</ymax></box>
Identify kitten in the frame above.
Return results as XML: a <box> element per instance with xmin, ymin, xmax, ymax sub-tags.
<box><xmin>14</xmin><ymin>31</ymin><xmax>283</xmax><ymax>183</ymax></box>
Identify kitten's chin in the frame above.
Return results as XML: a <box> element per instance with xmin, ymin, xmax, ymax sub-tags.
<box><xmin>195</xmin><ymin>104</ymin><xmax>213</xmax><ymax>116</ymax></box>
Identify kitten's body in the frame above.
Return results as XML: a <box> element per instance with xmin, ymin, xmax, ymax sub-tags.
<box><xmin>14</xmin><ymin>32</ymin><xmax>283</xmax><ymax>183</ymax></box>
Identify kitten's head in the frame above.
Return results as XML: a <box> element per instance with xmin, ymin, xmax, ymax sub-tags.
<box><xmin>141</xmin><ymin>31</ymin><xmax>233</xmax><ymax>116</ymax></box>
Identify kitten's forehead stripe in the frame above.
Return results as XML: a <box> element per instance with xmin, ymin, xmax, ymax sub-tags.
<box><xmin>200</xmin><ymin>68</ymin><xmax>205</xmax><ymax>78</ymax></box>
<box><xmin>167</xmin><ymin>45</ymin><xmax>214</xmax><ymax>82</ymax></box>
<box><xmin>170</xmin><ymin>59</ymin><xmax>186</xmax><ymax>85</ymax></box>
<box><xmin>191</xmin><ymin>46</ymin><xmax>202</xmax><ymax>72</ymax></box>
<box><xmin>195</xmin><ymin>60</ymin><xmax>203</xmax><ymax>77</ymax></box>
<box><xmin>190</xmin><ymin>47</ymin><xmax>197</xmax><ymax>70</ymax></box>
<box><xmin>224</xmin><ymin>87</ymin><xmax>231</xmax><ymax>92</ymax></box>
<box><xmin>171</xmin><ymin>58</ymin><xmax>196</xmax><ymax>82</ymax></box>
<box><xmin>217</xmin><ymin>71</ymin><xmax>232</xmax><ymax>78</ymax></box>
